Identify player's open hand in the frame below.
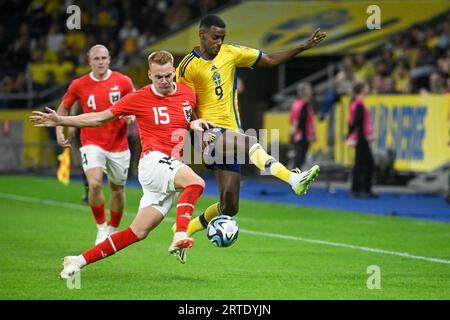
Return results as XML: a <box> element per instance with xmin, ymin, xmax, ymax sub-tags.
<box><xmin>29</xmin><ymin>107</ymin><xmax>61</xmax><ymax>128</ymax></box>
<box><xmin>304</xmin><ymin>28</ymin><xmax>327</xmax><ymax>50</ymax></box>
<box><xmin>189</xmin><ymin>119</ymin><xmax>216</xmax><ymax>132</ymax></box>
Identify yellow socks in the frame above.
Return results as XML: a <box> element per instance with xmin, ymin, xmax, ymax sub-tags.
<box><xmin>249</xmin><ymin>143</ymin><xmax>292</xmax><ymax>183</ymax></box>
<box><xmin>187</xmin><ymin>202</ymin><xmax>221</xmax><ymax>236</ymax></box>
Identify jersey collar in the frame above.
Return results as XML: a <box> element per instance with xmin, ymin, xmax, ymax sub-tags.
<box><xmin>89</xmin><ymin>69</ymin><xmax>112</xmax><ymax>81</ymax></box>
<box><xmin>192</xmin><ymin>47</ymin><xmax>214</xmax><ymax>61</ymax></box>
<box><xmin>150</xmin><ymin>83</ymin><xmax>177</xmax><ymax>97</ymax></box>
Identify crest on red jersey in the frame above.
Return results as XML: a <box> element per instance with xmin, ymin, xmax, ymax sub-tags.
<box><xmin>183</xmin><ymin>106</ymin><xmax>192</xmax><ymax>122</ymax></box>
<box><xmin>109</xmin><ymin>91</ymin><xmax>121</xmax><ymax>105</ymax></box>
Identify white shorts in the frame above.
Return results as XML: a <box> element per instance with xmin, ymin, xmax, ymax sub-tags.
<box><xmin>79</xmin><ymin>145</ymin><xmax>130</xmax><ymax>186</ymax></box>
<box><xmin>138</xmin><ymin>151</ymin><xmax>186</xmax><ymax>216</ymax></box>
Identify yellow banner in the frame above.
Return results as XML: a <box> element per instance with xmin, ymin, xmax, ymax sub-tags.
<box><xmin>0</xmin><ymin>110</ymin><xmax>54</xmax><ymax>168</ymax></box>
<box><xmin>146</xmin><ymin>1</ymin><xmax>449</xmax><ymax>55</ymax></box>
<box><xmin>334</xmin><ymin>95</ymin><xmax>450</xmax><ymax>172</ymax></box>
<box><xmin>262</xmin><ymin>111</ymin><xmax>329</xmax><ymax>154</ymax></box>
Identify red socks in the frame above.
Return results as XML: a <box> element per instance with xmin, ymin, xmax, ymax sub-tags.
<box><xmin>82</xmin><ymin>227</ymin><xmax>139</xmax><ymax>264</ymax></box>
<box><xmin>91</xmin><ymin>204</ymin><xmax>122</xmax><ymax>228</ymax></box>
<box><xmin>90</xmin><ymin>203</ymin><xmax>106</xmax><ymax>225</ymax></box>
<box><xmin>176</xmin><ymin>184</ymin><xmax>204</xmax><ymax>233</ymax></box>
<box><xmin>81</xmin><ymin>184</ymin><xmax>204</xmax><ymax>265</ymax></box>
<box><xmin>108</xmin><ymin>210</ymin><xmax>123</xmax><ymax>228</ymax></box>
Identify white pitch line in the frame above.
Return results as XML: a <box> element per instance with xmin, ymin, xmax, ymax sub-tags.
<box><xmin>240</xmin><ymin>229</ymin><xmax>450</xmax><ymax>265</ymax></box>
<box><xmin>1</xmin><ymin>191</ymin><xmax>450</xmax><ymax>265</ymax></box>
<box><xmin>0</xmin><ymin>192</ymin><xmax>91</xmax><ymax>211</ymax></box>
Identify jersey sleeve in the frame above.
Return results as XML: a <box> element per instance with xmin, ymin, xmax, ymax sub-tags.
<box><xmin>176</xmin><ymin>55</ymin><xmax>196</xmax><ymax>91</ymax></box>
<box><xmin>230</xmin><ymin>44</ymin><xmax>262</xmax><ymax>68</ymax></box>
<box><xmin>62</xmin><ymin>80</ymin><xmax>79</xmax><ymax>109</ymax></box>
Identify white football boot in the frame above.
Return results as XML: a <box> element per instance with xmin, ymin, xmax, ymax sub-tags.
<box><xmin>289</xmin><ymin>165</ymin><xmax>320</xmax><ymax>195</ymax></box>
<box><xmin>168</xmin><ymin>232</ymin><xmax>194</xmax><ymax>259</ymax></box>
<box><xmin>59</xmin><ymin>256</ymin><xmax>84</xmax><ymax>279</ymax></box>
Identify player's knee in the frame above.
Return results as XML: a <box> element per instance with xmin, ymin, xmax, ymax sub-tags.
<box><xmin>110</xmin><ymin>186</ymin><xmax>124</xmax><ymax>197</ymax></box>
<box><xmin>88</xmin><ymin>181</ymin><xmax>103</xmax><ymax>194</ymax></box>
<box><xmin>247</xmin><ymin>135</ymin><xmax>258</xmax><ymax>148</ymax></box>
<box><xmin>244</xmin><ymin>135</ymin><xmax>258</xmax><ymax>154</ymax></box>
<box><xmin>193</xmin><ymin>177</ymin><xmax>205</xmax><ymax>189</ymax></box>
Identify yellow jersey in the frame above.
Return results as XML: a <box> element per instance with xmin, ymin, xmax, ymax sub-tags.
<box><xmin>176</xmin><ymin>44</ymin><xmax>261</xmax><ymax>131</ymax></box>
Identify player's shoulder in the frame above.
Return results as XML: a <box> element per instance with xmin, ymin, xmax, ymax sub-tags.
<box><xmin>224</xmin><ymin>43</ymin><xmax>256</xmax><ymax>53</ymax></box>
<box><xmin>177</xmin><ymin>50</ymin><xmax>199</xmax><ymax>75</ymax></box>
<box><xmin>69</xmin><ymin>73</ymin><xmax>90</xmax><ymax>88</ymax></box>
<box><xmin>222</xmin><ymin>43</ymin><xmax>242</xmax><ymax>53</ymax></box>
<box><xmin>132</xmin><ymin>84</ymin><xmax>151</xmax><ymax>96</ymax></box>
<box><xmin>176</xmin><ymin>82</ymin><xmax>194</xmax><ymax>93</ymax></box>
<box><xmin>179</xmin><ymin>50</ymin><xmax>199</xmax><ymax>63</ymax></box>
<box><xmin>176</xmin><ymin>82</ymin><xmax>195</xmax><ymax>96</ymax></box>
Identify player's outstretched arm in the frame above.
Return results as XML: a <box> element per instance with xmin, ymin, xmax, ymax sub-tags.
<box><xmin>257</xmin><ymin>28</ymin><xmax>327</xmax><ymax>68</ymax></box>
<box><xmin>30</xmin><ymin>107</ymin><xmax>117</xmax><ymax>128</ymax></box>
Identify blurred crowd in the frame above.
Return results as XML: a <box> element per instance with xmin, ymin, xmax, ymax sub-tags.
<box><xmin>333</xmin><ymin>11</ymin><xmax>450</xmax><ymax>98</ymax></box>
<box><xmin>0</xmin><ymin>0</ymin><xmax>231</xmax><ymax>105</ymax></box>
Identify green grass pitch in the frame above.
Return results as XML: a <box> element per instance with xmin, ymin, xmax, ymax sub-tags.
<box><xmin>0</xmin><ymin>175</ymin><xmax>449</xmax><ymax>300</ymax></box>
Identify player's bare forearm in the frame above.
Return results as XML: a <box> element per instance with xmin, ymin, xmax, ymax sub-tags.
<box><xmin>257</xmin><ymin>28</ymin><xmax>327</xmax><ymax>67</ymax></box>
<box><xmin>30</xmin><ymin>107</ymin><xmax>116</xmax><ymax>128</ymax></box>
<box><xmin>59</xmin><ymin>113</ymin><xmax>110</xmax><ymax>128</ymax></box>
<box><xmin>259</xmin><ymin>46</ymin><xmax>307</xmax><ymax>67</ymax></box>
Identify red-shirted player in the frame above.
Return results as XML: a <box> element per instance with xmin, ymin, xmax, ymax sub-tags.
<box><xmin>56</xmin><ymin>44</ymin><xmax>135</xmax><ymax>245</ymax></box>
<box><xmin>30</xmin><ymin>51</ymin><xmax>214</xmax><ymax>277</ymax></box>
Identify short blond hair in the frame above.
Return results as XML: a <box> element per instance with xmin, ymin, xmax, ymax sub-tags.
<box><xmin>147</xmin><ymin>50</ymin><xmax>174</xmax><ymax>67</ymax></box>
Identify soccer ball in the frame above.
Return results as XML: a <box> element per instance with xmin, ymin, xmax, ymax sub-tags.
<box><xmin>206</xmin><ymin>215</ymin><xmax>239</xmax><ymax>247</ymax></box>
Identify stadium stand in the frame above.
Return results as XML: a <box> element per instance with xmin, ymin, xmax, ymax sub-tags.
<box><xmin>0</xmin><ymin>0</ymin><xmax>234</xmax><ymax>108</ymax></box>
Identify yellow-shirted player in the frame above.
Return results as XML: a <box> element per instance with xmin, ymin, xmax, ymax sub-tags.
<box><xmin>175</xmin><ymin>15</ymin><xmax>327</xmax><ymax>263</ymax></box>
<box><xmin>177</xmin><ymin>42</ymin><xmax>261</xmax><ymax>131</ymax></box>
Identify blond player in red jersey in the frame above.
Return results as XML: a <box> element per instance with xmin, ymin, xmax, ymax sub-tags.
<box><xmin>30</xmin><ymin>51</ymin><xmax>214</xmax><ymax>277</ymax></box>
<box><xmin>56</xmin><ymin>45</ymin><xmax>135</xmax><ymax>245</ymax></box>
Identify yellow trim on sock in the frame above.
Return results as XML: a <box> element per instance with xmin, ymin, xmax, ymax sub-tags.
<box><xmin>186</xmin><ymin>202</ymin><xmax>221</xmax><ymax>236</ymax></box>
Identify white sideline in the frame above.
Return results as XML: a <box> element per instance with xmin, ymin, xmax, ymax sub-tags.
<box><xmin>1</xmin><ymin>191</ymin><xmax>450</xmax><ymax>265</ymax></box>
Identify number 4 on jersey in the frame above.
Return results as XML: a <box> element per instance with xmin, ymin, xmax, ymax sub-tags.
<box><xmin>87</xmin><ymin>94</ymin><xmax>96</xmax><ymax>110</ymax></box>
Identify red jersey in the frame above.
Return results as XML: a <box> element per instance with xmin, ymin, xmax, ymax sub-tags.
<box><xmin>109</xmin><ymin>83</ymin><xmax>196</xmax><ymax>159</ymax></box>
<box><xmin>62</xmin><ymin>70</ymin><xmax>134</xmax><ymax>152</ymax></box>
